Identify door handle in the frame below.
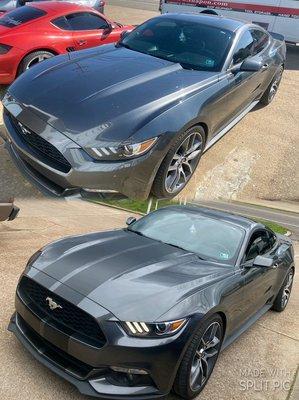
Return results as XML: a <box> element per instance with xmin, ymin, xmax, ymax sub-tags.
<box><xmin>262</xmin><ymin>63</ymin><xmax>269</xmax><ymax>71</ymax></box>
<box><xmin>77</xmin><ymin>39</ymin><xmax>87</xmax><ymax>46</ymax></box>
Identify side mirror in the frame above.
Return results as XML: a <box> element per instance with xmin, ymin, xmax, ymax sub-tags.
<box><xmin>253</xmin><ymin>255</ymin><xmax>275</xmax><ymax>268</ymax></box>
<box><xmin>240</xmin><ymin>58</ymin><xmax>263</xmax><ymax>72</ymax></box>
<box><xmin>126</xmin><ymin>216</ymin><xmax>136</xmax><ymax>226</ymax></box>
<box><xmin>103</xmin><ymin>24</ymin><xmax>112</xmax><ymax>35</ymax></box>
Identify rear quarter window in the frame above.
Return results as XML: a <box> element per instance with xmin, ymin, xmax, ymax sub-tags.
<box><xmin>0</xmin><ymin>6</ymin><xmax>46</xmax><ymax>28</ymax></box>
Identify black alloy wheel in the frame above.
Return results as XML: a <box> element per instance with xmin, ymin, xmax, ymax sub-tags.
<box><xmin>174</xmin><ymin>314</ymin><xmax>223</xmax><ymax>399</ymax></box>
<box><xmin>272</xmin><ymin>269</ymin><xmax>294</xmax><ymax>312</ymax></box>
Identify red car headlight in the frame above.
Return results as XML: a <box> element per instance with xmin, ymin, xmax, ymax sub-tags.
<box><xmin>0</xmin><ymin>43</ymin><xmax>12</xmax><ymax>55</ymax></box>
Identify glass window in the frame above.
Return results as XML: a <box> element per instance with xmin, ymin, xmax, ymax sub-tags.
<box><xmin>52</xmin><ymin>16</ymin><xmax>70</xmax><ymax>30</ymax></box>
<box><xmin>251</xmin><ymin>29</ymin><xmax>270</xmax><ymax>55</ymax></box>
<box><xmin>0</xmin><ymin>6</ymin><xmax>46</xmax><ymax>28</ymax></box>
<box><xmin>232</xmin><ymin>30</ymin><xmax>255</xmax><ymax>65</ymax></box>
<box><xmin>127</xmin><ymin>208</ymin><xmax>245</xmax><ymax>265</ymax></box>
<box><xmin>245</xmin><ymin>230</ymin><xmax>271</xmax><ymax>261</ymax></box>
<box><xmin>63</xmin><ymin>12</ymin><xmax>109</xmax><ymax>31</ymax></box>
<box><xmin>120</xmin><ymin>17</ymin><xmax>234</xmax><ymax>72</ymax></box>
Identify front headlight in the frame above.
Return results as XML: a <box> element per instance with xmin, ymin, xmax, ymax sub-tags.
<box><xmin>123</xmin><ymin>319</ymin><xmax>187</xmax><ymax>337</ymax></box>
<box><xmin>85</xmin><ymin>137</ymin><xmax>158</xmax><ymax>161</ymax></box>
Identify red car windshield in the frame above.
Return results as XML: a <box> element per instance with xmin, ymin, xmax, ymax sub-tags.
<box><xmin>0</xmin><ymin>6</ymin><xmax>46</xmax><ymax>28</ymax></box>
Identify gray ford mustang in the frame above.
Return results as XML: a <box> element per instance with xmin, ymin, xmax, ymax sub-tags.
<box><xmin>9</xmin><ymin>206</ymin><xmax>294</xmax><ymax>399</ymax></box>
<box><xmin>2</xmin><ymin>14</ymin><xmax>286</xmax><ymax>199</ymax></box>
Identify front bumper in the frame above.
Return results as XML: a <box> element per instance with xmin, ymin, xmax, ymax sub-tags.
<box><xmin>2</xmin><ymin>108</ymin><xmax>165</xmax><ymax>200</ymax></box>
<box><xmin>8</xmin><ymin>272</ymin><xmax>193</xmax><ymax>398</ymax></box>
<box><xmin>0</xmin><ymin>47</ymin><xmax>23</xmax><ymax>84</ymax></box>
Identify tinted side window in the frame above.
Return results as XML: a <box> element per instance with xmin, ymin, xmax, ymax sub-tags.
<box><xmin>52</xmin><ymin>16</ymin><xmax>70</xmax><ymax>30</ymax></box>
<box><xmin>0</xmin><ymin>6</ymin><xmax>46</xmax><ymax>28</ymax></box>
<box><xmin>251</xmin><ymin>29</ymin><xmax>270</xmax><ymax>55</ymax></box>
<box><xmin>232</xmin><ymin>30</ymin><xmax>254</xmax><ymax>65</ymax></box>
<box><xmin>245</xmin><ymin>230</ymin><xmax>271</xmax><ymax>261</ymax></box>
<box><xmin>65</xmin><ymin>12</ymin><xmax>109</xmax><ymax>31</ymax></box>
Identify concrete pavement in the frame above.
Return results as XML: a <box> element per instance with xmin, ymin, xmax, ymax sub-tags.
<box><xmin>0</xmin><ymin>199</ymin><xmax>298</xmax><ymax>400</ymax></box>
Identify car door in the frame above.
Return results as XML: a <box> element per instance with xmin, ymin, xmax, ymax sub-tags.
<box><xmin>212</xmin><ymin>28</ymin><xmax>270</xmax><ymax>134</ymax></box>
<box><xmin>240</xmin><ymin>229</ymin><xmax>280</xmax><ymax>319</ymax></box>
<box><xmin>61</xmin><ymin>12</ymin><xmax>117</xmax><ymax>50</ymax></box>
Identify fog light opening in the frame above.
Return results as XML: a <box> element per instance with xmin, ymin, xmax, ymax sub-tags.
<box><xmin>108</xmin><ymin>367</ymin><xmax>153</xmax><ymax>388</ymax></box>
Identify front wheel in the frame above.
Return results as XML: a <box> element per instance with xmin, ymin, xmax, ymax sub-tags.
<box><xmin>260</xmin><ymin>65</ymin><xmax>284</xmax><ymax>106</ymax></box>
<box><xmin>151</xmin><ymin>126</ymin><xmax>206</xmax><ymax>199</ymax></box>
<box><xmin>271</xmin><ymin>269</ymin><xmax>294</xmax><ymax>312</ymax></box>
<box><xmin>173</xmin><ymin>315</ymin><xmax>223</xmax><ymax>399</ymax></box>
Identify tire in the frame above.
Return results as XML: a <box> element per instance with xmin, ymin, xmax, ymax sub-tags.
<box><xmin>18</xmin><ymin>51</ymin><xmax>55</xmax><ymax>75</ymax></box>
<box><xmin>259</xmin><ymin>65</ymin><xmax>284</xmax><ymax>106</ymax></box>
<box><xmin>173</xmin><ymin>315</ymin><xmax>223</xmax><ymax>400</ymax></box>
<box><xmin>271</xmin><ymin>269</ymin><xmax>294</xmax><ymax>312</ymax></box>
<box><xmin>151</xmin><ymin>126</ymin><xmax>206</xmax><ymax>199</ymax></box>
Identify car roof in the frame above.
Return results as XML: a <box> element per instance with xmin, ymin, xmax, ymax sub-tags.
<box><xmin>27</xmin><ymin>1</ymin><xmax>94</xmax><ymax>15</ymax></box>
<box><xmin>159</xmin><ymin>13</ymin><xmax>248</xmax><ymax>32</ymax></box>
<box><xmin>160</xmin><ymin>205</ymin><xmax>259</xmax><ymax>230</ymax></box>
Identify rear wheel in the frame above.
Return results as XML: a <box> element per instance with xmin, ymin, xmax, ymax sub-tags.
<box><xmin>173</xmin><ymin>315</ymin><xmax>223</xmax><ymax>399</ymax></box>
<box><xmin>271</xmin><ymin>269</ymin><xmax>294</xmax><ymax>312</ymax></box>
<box><xmin>19</xmin><ymin>51</ymin><xmax>55</xmax><ymax>75</ymax></box>
<box><xmin>260</xmin><ymin>65</ymin><xmax>284</xmax><ymax>106</ymax></box>
<box><xmin>151</xmin><ymin>126</ymin><xmax>205</xmax><ymax>199</ymax></box>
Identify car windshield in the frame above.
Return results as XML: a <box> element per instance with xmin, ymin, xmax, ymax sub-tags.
<box><xmin>120</xmin><ymin>17</ymin><xmax>234</xmax><ymax>72</ymax></box>
<box><xmin>0</xmin><ymin>6</ymin><xmax>46</xmax><ymax>28</ymax></box>
<box><xmin>127</xmin><ymin>208</ymin><xmax>245</xmax><ymax>265</ymax></box>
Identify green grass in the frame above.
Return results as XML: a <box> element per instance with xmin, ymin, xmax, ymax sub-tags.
<box><xmin>93</xmin><ymin>198</ymin><xmax>289</xmax><ymax>234</ymax></box>
<box><xmin>252</xmin><ymin>219</ymin><xmax>288</xmax><ymax>235</ymax></box>
<box><xmin>96</xmin><ymin>198</ymin><xmax>179</xmax><ymax>214</ymax></box>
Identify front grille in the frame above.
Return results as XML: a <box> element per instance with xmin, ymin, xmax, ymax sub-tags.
<box><xmin>7</xmin><ymin>111</ymin><xmax>71</xmax><ymax>173</ymax></box>
<box><xmin>18</xmin><ymin>276</ymin><xmax>106</xmax><ymax>346</ymax></box>
<box><xmin>17</xmin><ymin>314</ymin><xmax>96</xmax><ymax>379</ymax></box>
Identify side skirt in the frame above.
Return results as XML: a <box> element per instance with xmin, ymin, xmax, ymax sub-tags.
<box><xmin>204</xmin><ymin>100</ymin><xmax>259</xmax><ymax>152</ymax></box>
<box><xmin>221</xmin><ymin>304</ymin><xmax>272</xmax><ymax>351</ymax></box>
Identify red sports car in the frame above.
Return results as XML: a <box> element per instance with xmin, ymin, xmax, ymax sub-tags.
<box><xmin>0</xmin><ymin>2</ymin><xmax>133</xmax><ymax>84</ymax></box>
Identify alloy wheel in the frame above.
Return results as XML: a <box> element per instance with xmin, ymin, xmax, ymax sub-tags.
<box><xmin>165</xmin><ymin>132</ymin><xmax>203</xmax><ymax>194</ymax></box>
<box><xmin>189</xmin><ymin>322</ymin><xmax>221</xmax><ymax>391</ymax></box>
<box><xmin>281</xmin><ymin>271</ymin><xmax>293</xmax><ymax>308</ymax></box>
<box><xmin>268</xmin><ymin>69</ymin><xmax>283</xmax><ymax>102</ymax></box>
<box><xmin>26</xmin><ymin>54</ymin><xmax>53</xmax><ymax>70</ymax></box>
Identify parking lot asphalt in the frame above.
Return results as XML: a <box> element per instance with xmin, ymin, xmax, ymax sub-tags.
<box><xmin>0</xmin><ymin>199</ymin><xmax>298</xmax><ymax>400</ymax></box>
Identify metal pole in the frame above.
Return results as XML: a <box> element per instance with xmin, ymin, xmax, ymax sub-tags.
<box><xmin>155</xmin><ymin>199</ymin><xmax>159</xmax><ymax>210</ymax></box>
<box><xmin>146</xmin><ymin>197</ymin><xmax>153</xmax><ymax>214</ymax></box>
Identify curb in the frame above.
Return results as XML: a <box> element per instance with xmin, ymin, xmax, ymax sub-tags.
<box><xmin>92</xmin><ymin>201</ymin><xmax>145</xmax><ymax>216</ymax></box>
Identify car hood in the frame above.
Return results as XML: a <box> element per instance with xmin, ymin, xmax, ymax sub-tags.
<box><xmin>8</xmin><ymin>45</ymin><xmax>217</xmax><ymax>147</ymax></box>
<box><xmin>31</xmin><ymin>229</ymin><xmax>232</xmax><ymax>321</ymax></box>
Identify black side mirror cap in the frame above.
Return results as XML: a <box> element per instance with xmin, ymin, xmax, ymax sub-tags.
<box><xmin>240</xmin><ymin>58</ymin><xmax>263</xmax><ymax>72</ymax></box>
<box><xmin>253</xmin><ymin>255</ymin><xmax>275</xmax><ymax>268</ymax></box>
<box><xmin>126</xmin><ymin>216</ymin><xmax>136</xmax><ymax>226</ymax></box>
